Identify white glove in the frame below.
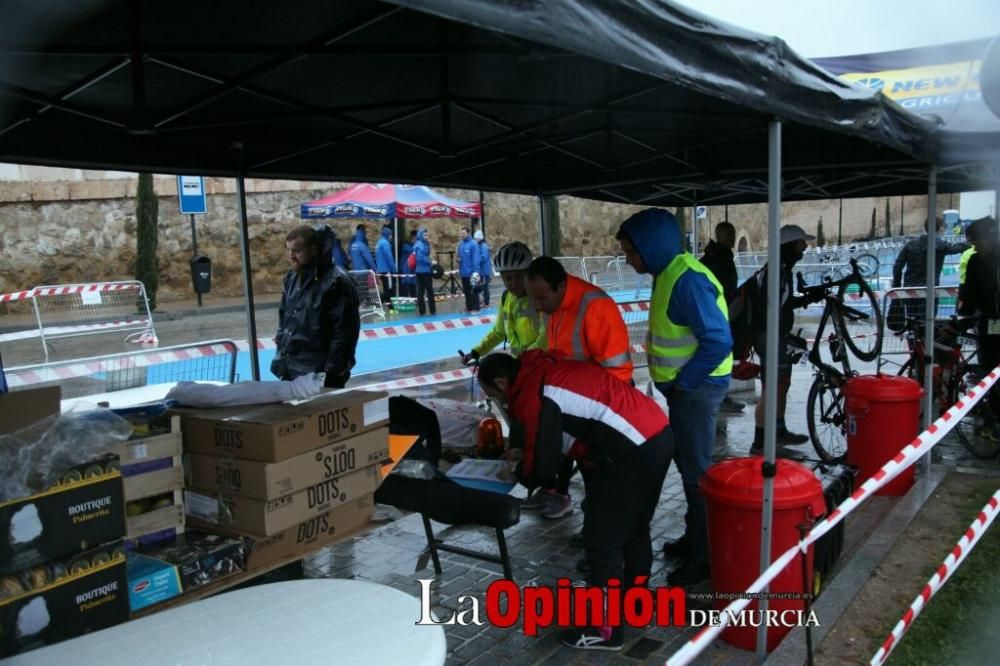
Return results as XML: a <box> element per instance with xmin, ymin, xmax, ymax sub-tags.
<box><xmin>471</xmin><ymin>272</ymin><xmax>481</xmax><ymax>287</ymax></box>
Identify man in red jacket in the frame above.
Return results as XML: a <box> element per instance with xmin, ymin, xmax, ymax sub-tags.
<box><xmin>478</xmin><ymin>350</ymin><xmax>674</xmax><ymax>651</ymax></box>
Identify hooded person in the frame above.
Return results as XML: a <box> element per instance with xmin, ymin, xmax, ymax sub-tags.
<box><xmin>457</xmin><ymin>227</ymin><xmax>481</xmax><ymax>313</ymax></box>
<box><xmin>474</xmin><ymin>229</ymin><xmax>492</xmax><ymax>308</ymax></box>
<box><xmin>349</xmin><ymin>224</ymin><xmax>375</xmax><ymax>272</ymax></box>
<box><xmin>616</xmin><ymin>207</ymin><xmax>732</xmax><ymax>587</ymax></box>
<box><xmin>375</xmin><ymin>224</ymin><xmax>397</xmax><ymax>303</ymax></box>
<box><xmin>331</xmin><ymin>236</ymin><xmax>349</xmax><ymax>270</ymax></box>
<box><xmin>413</xmin><ymin>227</ymin><xmax>436</xmax><ymax>315</ymax></box>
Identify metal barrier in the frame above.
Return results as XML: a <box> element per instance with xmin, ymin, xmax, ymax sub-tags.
<box><xmin>553</xmin><ymin>256</ymin><xmax>586</xmax><ymax>280</ymax></box>
<box><xmin>618</xmin><ymin>300</ymin><xmax>650</xmax><ymax>371</ymax></box>
<box><xmin>1</xmin><ymin>281</ymin><xmax>158</xmax><ymax>361</ymax></box>
<box><xmin>347</xmin><ymin>270</ymin><xmax>386</xmax><ymax>320</ymax></box>
<box><xmin>877</xmin><ymin>286</ymin><xmax>966</xmax><ymax>373</ymax></box>
<box><xmin>5</xmin><ymin>339</ymin><xmax>238</xmax><ymax>398</ymax></box>
<box><xmin>613</xmin><ymin>258</ymin><xmax>652</xmax><ymax>300</ymax></box>
<box><xmin>584</xmin><ymin>256</ymin><xmax>622</xmax><ymax>292</ymax></box>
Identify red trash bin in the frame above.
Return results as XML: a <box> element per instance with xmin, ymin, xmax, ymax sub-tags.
<box><xmin>844</xmin><ymin>375</ymin><xmax>923</xmax><ymax>497</ymax></box>
<box><xmin>700</xmin><ymin>458</ymin><xmax>826</xmax><ymax>652</ymax></box>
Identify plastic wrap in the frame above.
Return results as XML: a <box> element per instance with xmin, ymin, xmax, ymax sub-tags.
<box><xmin>0</xmin><ymin>407</ymin><xmax>133</xmax><ymax>501</ymax></box>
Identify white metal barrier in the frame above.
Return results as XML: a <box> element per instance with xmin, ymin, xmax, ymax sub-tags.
<box><xmin>553</xmin><ymin>256</ymin><xmax>586</xmax><ymax>280</ymax></box>
<box><xmin>0</xmin><ymin>281</ymin><xmax>158</xmax><ymax>361</ymax></box>
<box><xmin>618</xmin><ymin>301</ymin><xmax>650</xmax><ymax>371</ymax></box>
<box><xmin>877</xmin><ymin>286</ymin><xmax>967</xmax><ymax>373</ymax></box>
<box><xmin>347</xmin><ymin>270</ymin><xmax>386</xmax><ymax>320</ymax></box>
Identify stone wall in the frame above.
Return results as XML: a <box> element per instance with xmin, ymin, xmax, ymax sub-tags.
<box><xmin>0</xmin><ymin>173</ymin><xmax>955</xmax><ymax>304</ymax></box>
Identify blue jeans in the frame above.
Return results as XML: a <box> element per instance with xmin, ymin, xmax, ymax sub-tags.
<box><xmin>656</xmin><ymin>379</ymin><xmax>729</xmax><ymax>564</ymax></box>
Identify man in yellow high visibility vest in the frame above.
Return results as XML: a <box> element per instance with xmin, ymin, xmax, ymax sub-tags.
<box><xmin>616</xmin><ymin>208</ymin><xmax>733</xmax><ymax>587</ymax></box>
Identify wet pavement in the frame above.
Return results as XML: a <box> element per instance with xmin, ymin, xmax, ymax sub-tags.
<box><xmin>5</xmin><ymin>296</ymin><xmax>1000</xmax><ymax>664</ymax></box>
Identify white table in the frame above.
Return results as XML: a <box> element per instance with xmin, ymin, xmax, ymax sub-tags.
<box><xmin>8</xmin><ymin>580</ymin><xmax>447</xmax><ymax>666</ymax></box>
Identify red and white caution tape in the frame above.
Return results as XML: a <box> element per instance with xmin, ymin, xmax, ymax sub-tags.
<box><xmin>6</xmin><ymin>341</ymin><xmax>237</xmax><ymax>389</ymax></box>
<box><xmin>666</xmin><ymin>364</ymin><xmax>1000</xmax><ymax>666</ymax></box>
<box><xmin>359</xmin><ymin>315</ymin><xmax>495</xmax><ymax>340</ymax></box>
<box><xmin>870</xmin><ymin>490</ymin><xmax>1000</xmax><ymax>665</ymax></box>
<box><xmin>355</xmin><ymin>367</ymin><xmax>475</xmax><ymax>392</ymax></box>
<box><xmin>618</xmin><ymin>301</ymin><xmax>650</xmax><ymax>312</ymax></box>
<box><xmin>0</xmin><ymin>282</ymin><xmax>142</xmax><ymax>303</ymax></box>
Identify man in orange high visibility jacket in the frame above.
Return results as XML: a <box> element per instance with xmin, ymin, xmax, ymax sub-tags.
<box><xmin>523</xmin><ymin>256</ymin><xmax>633</xmax><ymax>522</ymax></box>
<box><xmin>526</xmin><ymin>256</ymin><xmax>633</xmax><ymax>383</ymax></box>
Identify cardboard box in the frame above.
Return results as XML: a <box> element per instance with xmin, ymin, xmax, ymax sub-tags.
<box><xmin>126</xmin><ymin>552</ymin><xmax>182</xmax><ymax>612</ymax></box>
<box><xmin>0</xmin><ymin>386</ymin><xmax>60</xmax><ymax>436</ymax></box>
<box><xmin>185</xmin><ymin>427</ymin><xmax>389</xmax><ymax>499</ymax></box>
<box><xmin>189</xmin><ymin>494</ymin><xmax>376</xmax><ymax>571</ymax></box>
<box><xmin>1</xmin><ymin>544</ymin><xmax>129</xmax><ymax>657</ymax></box>
<box><xmin>143</xmin><ymin>533</ymin><xmax>246</xmax><ymax>590</ymax></box>
<box><xmin>174</xmin><ymin>390</ymin><xmax>389</xmax><ymax>462</ymax></box>
<box><xmin>185</xmin><ymin>464</ymin><xmax>382</xmax><ymax>536</ymax></box>
<box><xmin>0</xmin><ymin>474</ymin><xmax>126</xmax><ymax>576</ymax></box>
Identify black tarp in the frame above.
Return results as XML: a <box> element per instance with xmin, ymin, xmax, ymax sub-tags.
<box><xmin>0</xmin><ymin>0</ymin><xmax>996</xmax><ymax>205</ymax></box>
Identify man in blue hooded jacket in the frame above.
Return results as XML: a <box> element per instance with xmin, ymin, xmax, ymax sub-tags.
<box><xmin>414</xmin><ymin>227</ymin><xmax>436</xmax><ymax>315</ymax></box>
<box><xmin>349</xmin><ymin>224</ymin><xmax>375</xmax><ymax>272</ymax></box>
<box><xmin>616</xmin><ymin>208</ymin><xmax>732</xmax><ymax>587</ymax></box>
<box><xmin>332</xmin><ymin>236</ymin><xmax>349</xmax><ymax>270</ymax></box>
<box><xmin>457</xmin><ymin>227</ymin><xmax>481</xmax><ymax>313</ymax></box>
<box><xmin>375</xmin><ymin>224</ymin><xmax>397</xmax><ymax>304</ymax></box>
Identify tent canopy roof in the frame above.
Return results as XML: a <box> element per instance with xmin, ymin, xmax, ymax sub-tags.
<box><xmin>1</xmin><ymin>0</ymin><xmax>997</xmax><ymax>205</ymax></box>
<box><xmin>300</xmin><ymin>183</ymin><xmax>481</xmax><ymax>219</ymax></box>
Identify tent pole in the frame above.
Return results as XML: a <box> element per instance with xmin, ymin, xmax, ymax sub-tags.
<box><xmin>537</xmin><ymin>195</ymin><xmax>547</xmax><ymax>256</ymax></box>
<box><xmin>236</xmin><ymin>174</ymin><xmax>260</xmax><ymax>382</ymax></box>
<box><xmin>479</xmin><ymin>190</ymin><xmax>486</xmax><ymax>237</ymax></box>
<box><xmin>393</xmin><ymin>216</ymin><xmax>399</xmax><ymax>299</ymax></box>
<box><xmin>922</xmin><ymin>168</ymin><xmax>938</xmax><ymax>474</ymax></box>
<box><xmin>756</xmin><ymin>118</ymin><xmax>782</xmax><ymax>663</ymax></box>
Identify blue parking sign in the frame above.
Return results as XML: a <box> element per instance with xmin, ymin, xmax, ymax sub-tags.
<box><xmin>177</xmin><ymin>175</ymin><xmax>207</xmax><ymax>214</ymax></box>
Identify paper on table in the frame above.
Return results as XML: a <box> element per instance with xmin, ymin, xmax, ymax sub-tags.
<box><xmin>445</xmin><ymin>458</ymin><xmax>511</xmax><ymax>483</ymax></box>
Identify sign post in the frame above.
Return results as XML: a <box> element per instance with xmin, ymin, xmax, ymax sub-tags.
<box><xmin>177</xmin><ymin>176</ymin><xmax>208</xmax><ymax>306</ymax></box>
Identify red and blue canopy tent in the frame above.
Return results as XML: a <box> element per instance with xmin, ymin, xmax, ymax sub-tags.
<box><xmin>300</xmin><ymin>183</ymin><xmax>482</xmax><ymax>220</ymax></box>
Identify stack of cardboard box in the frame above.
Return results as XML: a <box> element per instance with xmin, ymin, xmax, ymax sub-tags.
<box><xmin>176</xmin><ymin>390</ymin><xmax>390</xmax><ymax>570</ymax></box>
<box><xmin>112</xmin><ymin>412</ymin><xmax>186</xmax><ymax>545</ymax></box>
<box><xmin>0</xmin><ymin>387</ymin><xmax>130</xmax><ymax>658</ymax></box>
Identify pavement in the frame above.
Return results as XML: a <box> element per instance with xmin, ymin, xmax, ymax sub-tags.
<box><xmin>6</xmin><ymin>295</ymin><xmax>1000</xmax><ymax>664</ymax></box>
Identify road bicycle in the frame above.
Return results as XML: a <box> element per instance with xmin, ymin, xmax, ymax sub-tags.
<box><xmin>895</xmin><ymin>316</ymin><xmax>1000</xmax><ymax>459</ymax></box>
<box><xmin>794</xmin><ymin>258</ymin><xmax>884</xmax><ymax>462</ymax></box>
<box><xmin>816</xmin><ymin>245</ymin><xmax>880</xmax><ymax>281</ymax></box>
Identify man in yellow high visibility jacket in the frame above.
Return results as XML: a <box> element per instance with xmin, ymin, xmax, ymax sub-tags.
<box><xmin>616</xmin><ymin>208</ymin><xmax>733</xmax><ymax>587</ymax></box>
<box><xmin>459</xmin><ymin>242</ymin><xmax>546</xmax><ymax>363</ymax></box>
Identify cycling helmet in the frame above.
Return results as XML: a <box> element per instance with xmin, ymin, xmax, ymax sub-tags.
<box><xmin>493</xmin><ymin>241</ymin><xmax>532</xmax><ymax>272</ymax></box>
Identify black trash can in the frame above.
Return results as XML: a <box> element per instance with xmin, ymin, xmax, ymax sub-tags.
<box><xmin>190</xmin><ymin>255</ymin><xmax>212</xmax><ymax>294</ymax></box>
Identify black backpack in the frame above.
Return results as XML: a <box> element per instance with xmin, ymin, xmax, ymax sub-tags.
<box><xmin>728</xmin><ymin>270</ymin><xmax>762</xmax><ymax>361</ymax></box>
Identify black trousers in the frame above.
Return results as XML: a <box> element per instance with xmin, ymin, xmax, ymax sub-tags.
<box><xmin>461</xmin><ymin>276</ymin><xmax>477</xmax><ymax>312</ymax></box>
<box><xmin>416</xmin><ymin>273</ymin><xmax>436</xmax><ymax>315</ymax></box>
<box><xmin>583</xmin><ymin>428</ymin><xmax>674</xmax><ymax>589</ymax></box>
<box><xmin>379</xmin><ymin>274</ymin><xmax>393</xmax><ymax>302</ymax></box>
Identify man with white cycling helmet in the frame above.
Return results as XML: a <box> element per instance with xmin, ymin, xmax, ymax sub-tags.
<box><xmin>459</xmin><ymin>241</ymin><xmax>546</xmax><ymax>363</ymax></box>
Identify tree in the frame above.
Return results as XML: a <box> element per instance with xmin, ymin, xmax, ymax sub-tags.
<box><xmin>816</xmin><ymin>216</ymin><xmax>826</xmax><ymax>247</ymax></box>
<box><xmin>135</xmin><ymin>173</ymin><xmax>159</xmax><ymax>310</ymax></box>
<box><xmin>884</xmin><ymin>198</ymin><xmax>892</xmax><ymax>238</ymax></box>
<box><xmin>869</xmin><ymin>207</ymin><xmax>877</xmax><ymax>240</ymax></box>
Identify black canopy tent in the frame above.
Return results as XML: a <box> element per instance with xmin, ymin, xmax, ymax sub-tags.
<box><xmin>2</xmin><ymin>0</ymin><xmax>994</xmax><ymax>205</ymax></box>
<box><xmin>3</xmin><ymin>4</ymin><xmax>998</xmax><ymax>657</ymax></box>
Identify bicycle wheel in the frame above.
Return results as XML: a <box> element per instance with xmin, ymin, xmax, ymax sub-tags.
<box><xmin>808</xmin><ymin>375</ymin><xmax>848</xmax><ymax>462</ymax></box>
<box><xmin>837</xmin><ymin>278</ymin><xmax>883</xmax><ymax>362</ymax></box>
<box><xmin>854</xmin><ymin>253</ymin><xmax>879</xmax><ymax>278</ymax></box>
<box><xmin>951</xmin><ymin>364</ymin><xmax>1000</xmax><ymax>458</ymax></box>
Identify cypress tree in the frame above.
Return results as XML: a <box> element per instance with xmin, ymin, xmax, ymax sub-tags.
<box><xmin>135</xmin><ymin>173</ymin><xmax>159</xmax><ymax>310</ymax></box>
<box><xmin>816</xmin><ymin>216</ymin><xmax>826</xmax><ymax>247</ymax></box>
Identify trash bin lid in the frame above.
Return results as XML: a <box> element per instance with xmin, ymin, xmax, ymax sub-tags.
<box><xmin>699</xmin><ymin>458</ymin><xmax>825</xmax><ymax>512</ymax></box>
<box><xmin>843</xmin><ymin>374</ymin><xmax>923</xmax><ymax>402</ymax></box>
